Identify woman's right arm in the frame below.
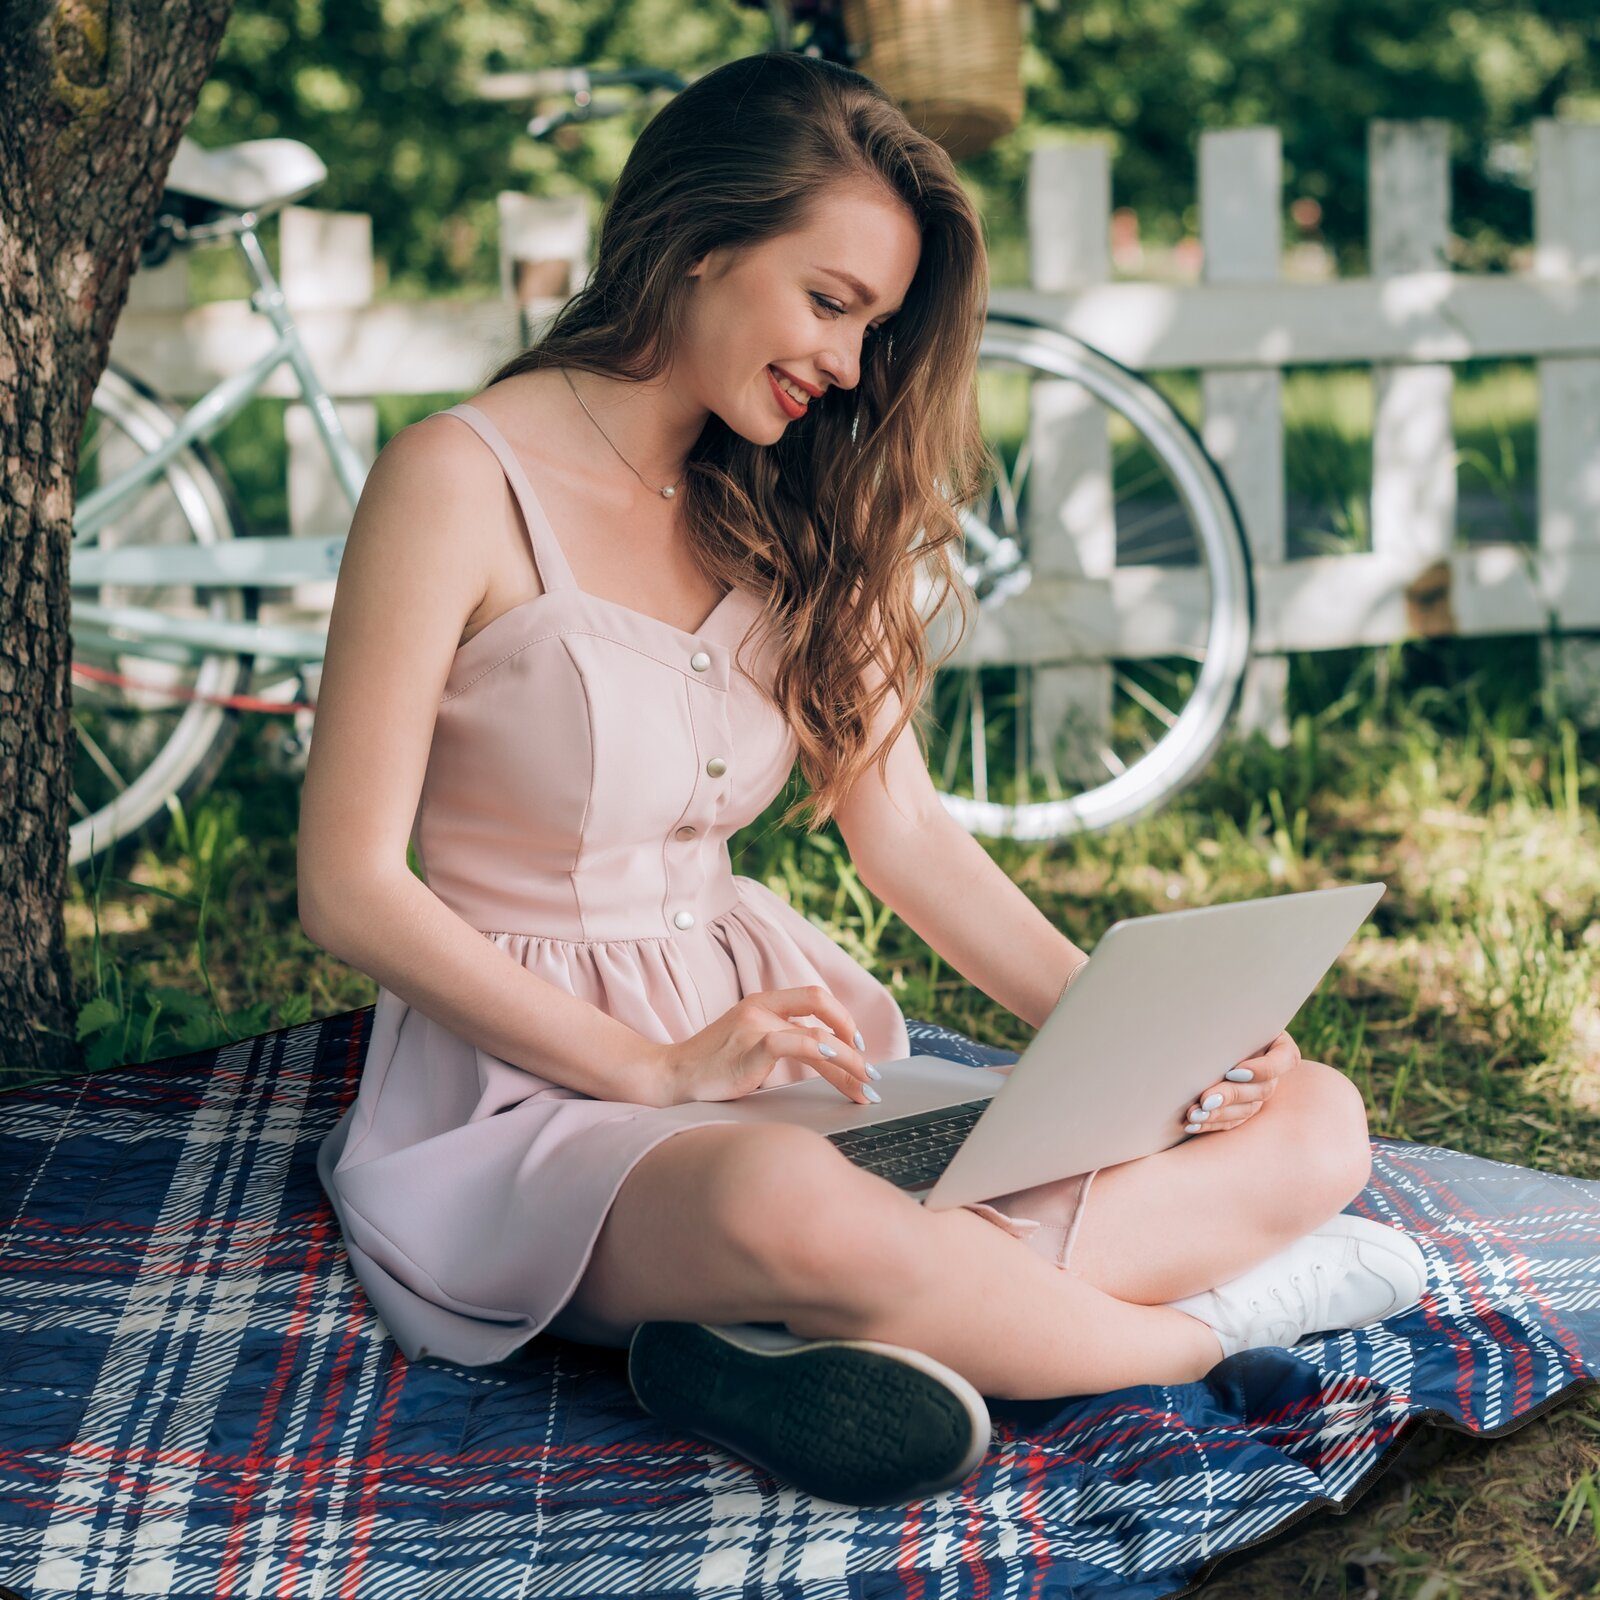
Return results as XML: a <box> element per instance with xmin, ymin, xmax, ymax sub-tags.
<box><xmin>295</xmin><ymin>417</ymin><xmax>673</xmax><ymax>1108</ymax></box>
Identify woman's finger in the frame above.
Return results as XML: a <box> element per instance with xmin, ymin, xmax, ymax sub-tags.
<box><xmin>1186</xmin><ymin>1102</ymin><xmax>1265</xmax><ymax>1135</ymax></box>
<box><xmin>1181</xmin><ymin>1074</ymin><xmax>1279</xmax><ymax>1130</ymax></box>
<box><xmin>1225</xmin><ymin>1031</ymin><xmax>1300</xmax><ymax>1084</ymax></box>
<box><xmin>755</xmin><ymin>986</ymin><xmax>868</xmax><ymax>1059</ymax></box>
<box><xmin>765</xmin><ymin>1025</ymin><xmax>877</xmax><ymax>1104</ymax></box>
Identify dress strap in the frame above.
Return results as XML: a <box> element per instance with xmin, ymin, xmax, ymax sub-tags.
<box><xmin>439</xmin><ymin>403</ymin><xmax>577</xmax><ymax>594</ymax></box>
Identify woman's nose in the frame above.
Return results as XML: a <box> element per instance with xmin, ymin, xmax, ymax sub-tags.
<box><xmin>818</xmin><ymin>346</ymin><xmax>860</xmax><ymax>392</ymax></box>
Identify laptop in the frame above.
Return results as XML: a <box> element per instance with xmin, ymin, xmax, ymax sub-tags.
<box><xmin>638</xmin><ymin>882</ymin><xmax>1386</xmax><ymax>1212</ymax></box>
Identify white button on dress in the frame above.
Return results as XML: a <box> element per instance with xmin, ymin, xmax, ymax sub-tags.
<box><xmin>705</xmin><ymin>757</ymin><xmax>727</xmax><ymax>778</ymax></box>
<box><xmin>673</xmin><ymin>909</ymin><xmax>696</xmax><ymax>930</ymax></box>
<box><xmin>689</xmin><ymin>650</ymin><xmax>711</xmax><ymax>672</ymax></box>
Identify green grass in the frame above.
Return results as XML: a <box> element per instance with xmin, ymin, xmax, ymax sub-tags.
<box><xmin>40</xmin><ymin>629</ymin><xmax>1600</xmax><ymax>1596</ymax></box>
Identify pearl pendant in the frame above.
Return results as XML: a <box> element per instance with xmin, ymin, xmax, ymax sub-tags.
<box><xmin>661</xmin><ymin>484</ymin><xmax>676</xmax><ymax>499</ymax></box>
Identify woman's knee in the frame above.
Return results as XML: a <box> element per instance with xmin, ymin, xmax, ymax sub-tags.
<box><xmin>709</xmin><ymin>1125</ymin><xmax>926</xmax><ymax>1311</ymax></box>
<box><xmin>1267</xmin><ymin>1059</ymin><xmax>1373</xmax><ymax>1215</ymax></box>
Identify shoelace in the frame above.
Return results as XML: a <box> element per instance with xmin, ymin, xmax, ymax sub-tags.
<box><xmin>1245</xmin><ymin>1259</ymin><xmax>1332</xmax><ymax>1338</ymax></box>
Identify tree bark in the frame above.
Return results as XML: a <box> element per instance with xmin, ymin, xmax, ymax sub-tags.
<box><xmin>0</xmin><ymin>0</ymin><xmax>234</xmax><ymax>1075</ymax></box>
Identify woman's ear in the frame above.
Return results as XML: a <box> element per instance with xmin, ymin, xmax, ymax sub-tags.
<box><xmin>686</xmin><ymin>246</ymin><xmax>724</xmax><ymax>283</ymax></box>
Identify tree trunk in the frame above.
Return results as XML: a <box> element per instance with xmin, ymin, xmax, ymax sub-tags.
<box><xmin>0</xmin><ymin>0</ymin><xmax>234</xmax><ymax>1076</ymax></box>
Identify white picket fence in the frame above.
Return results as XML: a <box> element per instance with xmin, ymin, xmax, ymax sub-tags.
<box><xmin>111</xmin><ymin>116</ymin><xmax>1600</xmax><ymax>735</ymax></box>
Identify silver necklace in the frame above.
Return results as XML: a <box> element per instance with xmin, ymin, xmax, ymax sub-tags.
<box><xmin>561</xmin><ymin>368</ymin><xmax>680</xmax><ymax>500</ymax></box>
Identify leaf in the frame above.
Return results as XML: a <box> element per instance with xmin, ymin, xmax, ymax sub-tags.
<box><xmin>75</xmin><ymin>996</ymin><xmax>122</xmax><ymax>1039</ymax></box>
<box><xmin>143</xmin><ymin>985</ymin><xmax>216</xmax><ymax>1017</ymax></box>
<box><xmin>277</xmin><ymin>993</ymin><xmax>315</xmax><ymax>1027</ymax></box>
<box><xmin>86</xmin><ymin>1036</ymin><xmax>121</xmax><ymax>1072</ymax></box>
<box><xmin>101</xmin><ymin>878</ymin><xmax>202</xmax><ymax>910</ymax></box>
<box><xmin>176</xmin><ymin>1012</ymin><xmax>223</xmax><ymax>1050</ymax></box>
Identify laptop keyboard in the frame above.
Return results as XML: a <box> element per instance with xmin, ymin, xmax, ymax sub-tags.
<box><xmin>824</xmin><ymin>1099</ymin><xmax>990</xmax><ymax>1189</ymax></box>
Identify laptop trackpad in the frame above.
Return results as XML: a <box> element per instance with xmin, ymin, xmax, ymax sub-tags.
<box><xmin>637</xmin><ymin>1055</ymin><xmax>1008</xmax><ymax>1136</ymax></box>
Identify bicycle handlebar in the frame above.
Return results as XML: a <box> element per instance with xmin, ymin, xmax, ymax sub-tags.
<box><xmin>473</xmin><ymin>65</ymin><xmax>688</xmax><ymax>103</ymax></box>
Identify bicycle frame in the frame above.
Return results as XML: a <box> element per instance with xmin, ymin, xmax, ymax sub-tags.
<box><xmin>72</xmin><ymin>216</ymin><xmax>368</xmax><ymax>667</ymax></box>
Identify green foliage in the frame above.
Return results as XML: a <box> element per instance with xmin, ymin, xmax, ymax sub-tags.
<box><xmin>187</xmin><ymin>0</ymin><xmax>1599</xmax><ymax>301</ymax></box>
<box><xmin>61</xmin><ymin>790</ymin><xmax>315</xmax><ymax>1078</ymax></box>
<box><xmin>189</xmin><ymin>0</ymin><xmax>775</xmax><ymax>294</ymax></box>
<box><xmin>1014</xmin><ymin>0</ymin><xmax>1599</xmax><ymax>272</ymax></box>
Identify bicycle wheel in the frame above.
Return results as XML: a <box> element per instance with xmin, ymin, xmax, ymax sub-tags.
<box><xmin>915</xmin><ymin>312</ymin><xmax>1254</xmax><ymax>839</ymax></box>
<box><xmin>68</xmin><ymin>364</ymin><xmax>253</xmax><ymax>871</ymax></box>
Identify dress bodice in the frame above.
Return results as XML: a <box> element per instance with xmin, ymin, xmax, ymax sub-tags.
<box><xmin>413</xmin><ymin>404</ymin><xmax>799</xmax><ymax>942</ymax></box>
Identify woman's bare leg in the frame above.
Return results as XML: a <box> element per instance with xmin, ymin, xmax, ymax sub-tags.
<box><xmin>786</xmin><ymin>1059</ymin><xmax>1374</xmax><ymax>1398</ymax></box>
<box><xmin>565</xmin><ymin>1119</ymin><xmax>1226</xmax><ymax>1396</ymax></box>
<box><xmin>787</xmin><ymin>1205</ymin><xmax>1228</xmax><ymax>1397</ymax></box>
<box><xmin>561</xmin><ymin>1061</ymin><xmax>1369</xmax><ymax>1399</ymax></box>
<box><xmin>1066</xmin><ymin>1058</ymin><xmax>1374</xmax><ymax>1303</ymax></box>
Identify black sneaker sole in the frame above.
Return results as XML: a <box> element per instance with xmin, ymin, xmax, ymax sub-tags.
<box><xmin>627</xmin><ymin>1321</ymin><xmax>992</xmax><ymax>1507</ymax></box>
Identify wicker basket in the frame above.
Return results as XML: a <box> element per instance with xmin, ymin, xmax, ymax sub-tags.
<box><xmin>841</xmin><ymin>0</ymin><xmax>1023</xmax><ymax>160</ymax></box>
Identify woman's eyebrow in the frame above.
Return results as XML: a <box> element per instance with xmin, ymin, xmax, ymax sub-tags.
<box><xmin>817</xmin><ymin>265</ymin><xmax>902</xmax><ymax>314</ymax></box>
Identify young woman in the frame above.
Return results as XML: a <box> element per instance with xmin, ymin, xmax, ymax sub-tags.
<box><xmin>300</xmin><ymin>51</ymin><xmax>1426</xmax><ymax>1507</ymax></box>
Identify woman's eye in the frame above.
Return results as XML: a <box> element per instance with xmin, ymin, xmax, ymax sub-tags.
<box><xmin>811</xmin><ymin>291</ymin><xmax>887</xmax><ymax>340</ymax></box>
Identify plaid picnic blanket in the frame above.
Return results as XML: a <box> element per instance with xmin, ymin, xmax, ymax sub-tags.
<box><xmin>3</xmin><ymin>1004</ymin><xmax>1598</xmax><ymax>1600</ymax></box>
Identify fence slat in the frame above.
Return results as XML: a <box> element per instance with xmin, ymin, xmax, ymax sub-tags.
<box><xmin>280</xmin><ymin>207</ymin><xmax>378</xmax><ymax>615</ymax></box>
<box><xmin>1369</xmin><ymin>121</ymin><xmax>1456</xmax><ymax>576</ymax></box>
<box><xmin>1201</xmin><ymin>127</ymin><xmax>1288</xmax><ymax>745</ymax></box>
<box><xmin>109</xmin><ymin>276</ymin><xmax>1600</xmax><ymax>399</ymax></box>
<box><xmin>946</xmin><ymin>546</ymin><xmax>1600</xmax><ymax>664</ymax></box>
<box><xmin>1535</xmin><ymin>119</ymin><xmax>1600</xmax><ymax>727</ymax></box>
<box><xmin>1025</xmin><ymin>141</ymin><xmax>1115</xmax><ymax>787</ymax></box>
<box><xmin>497</xmin><ymin>192</ymin><xmax>590</xmax><ymax>354</ymax></box>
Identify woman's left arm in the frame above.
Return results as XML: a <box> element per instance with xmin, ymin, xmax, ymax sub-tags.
<box><xmin>832</xmin><ymin>627</ymin><xmax>1087</xmax><ymax>1030</ymax></box>
<box><xmin>856</xmin><ymin>816</ymin><xmax>1087</xmax><ymax>1031</ymax></box>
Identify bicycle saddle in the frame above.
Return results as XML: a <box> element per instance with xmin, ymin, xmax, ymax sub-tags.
<box><xmin>164</xmin><ymin>137</ymin><xmax>327</xmax><ymax>218</ymax></box>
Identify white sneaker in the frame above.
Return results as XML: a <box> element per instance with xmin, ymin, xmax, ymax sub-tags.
<box><xmin>1166</xmin><ymin>1213</ymin><xmax>1429</xmax><ymax>1359</ymax></box>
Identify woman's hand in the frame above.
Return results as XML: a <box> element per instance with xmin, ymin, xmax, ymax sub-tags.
<box><xmin>658</xmin><ymin>985</ymin><xmax>881</xmax><ymax>1107</ymax></box>
<box><xmin>1179</xmin><ymin>1030</ymin><xmax>1302</xmax><ymax>1135</ymax></box>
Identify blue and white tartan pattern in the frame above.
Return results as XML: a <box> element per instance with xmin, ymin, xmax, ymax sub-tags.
<box><xmin>2</xmin><ymin>1005</ymin><xmax>1598</xmax><ymax>1599</ymax></box>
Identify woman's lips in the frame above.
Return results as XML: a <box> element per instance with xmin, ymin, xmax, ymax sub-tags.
<box><xmin>767</xmin><ymin>365</ymin><xmax>808</xmax><ymax>419</ymax></box>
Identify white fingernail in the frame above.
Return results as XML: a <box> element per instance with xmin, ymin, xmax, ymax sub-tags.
<box><xmin>854</xmin><ymin>1029</ymin><xmax>866</xmax><ymax>1050</ymax></box>
<box><xmin>1202</xmin><ymin>1092</ymin><xmax>1223</xmax><ymax>1110</ymax></box>
<box><xmin>1226</xmin><ymin>1067</ymin><xmax>1254</xmax><ymax>1082</ymax></box>
<box><xmin>818</xmin><ymin>1042</ymin><xmax>837</xmax><ymax>1058</ymax></box>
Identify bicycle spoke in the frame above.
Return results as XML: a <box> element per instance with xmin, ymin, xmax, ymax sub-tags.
<box><xmin>1118</xmin><ymin>503</ymin><xmax>1201</xmax><ymax>548</ymax></box>
<box><xmin>1113</xmin><ymin>668</ymin><xmax>1180</xmax><ymax>729</ymax></box>
<box><xmin>1110</xmin><ymin>461</ymin><xmax>1169</xmax><ymax>505</ymax></box>
<box><xmin>74</xmin><ymin>714</ymin><xmax>132</xmax><ymax>795</ymax></box>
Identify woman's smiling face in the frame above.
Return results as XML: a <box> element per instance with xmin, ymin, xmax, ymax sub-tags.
<box><xmin>680</xmin><ymin>177</ymin><xmax>922</xmax><ymax>442</ymax></box>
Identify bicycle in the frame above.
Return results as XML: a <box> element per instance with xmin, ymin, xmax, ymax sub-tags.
<box><xmin>68</xmin><ymin>3</ymin><xmax>1251</xmax><ymax>868</ymax></box>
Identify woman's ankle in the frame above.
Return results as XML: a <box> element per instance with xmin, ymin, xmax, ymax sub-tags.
<box><xmin>1166</xmin><ymin>1305</ymin><xmax>1229</xmax><ymax>1370</ymax></box>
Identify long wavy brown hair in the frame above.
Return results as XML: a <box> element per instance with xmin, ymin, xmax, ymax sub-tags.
<box><xmin>483</xmin><ymin>50</ymin><xmax>995</xmax><ymax>832</ymax></box>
